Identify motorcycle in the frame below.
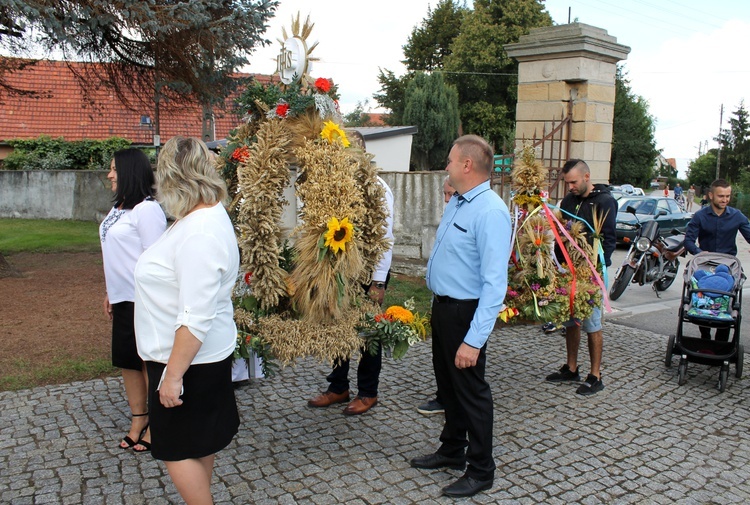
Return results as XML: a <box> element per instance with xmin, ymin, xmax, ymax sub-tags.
<box><xmin>609</xmin><ymin>206</ymin><xmax>687</xmax><ymax>301</ymax></box>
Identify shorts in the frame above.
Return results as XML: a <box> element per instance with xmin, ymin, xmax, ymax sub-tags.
<box><xmin>562</xmin><ymin>306</ymin><xmax>602</xmax><ymax>334</ymax></box>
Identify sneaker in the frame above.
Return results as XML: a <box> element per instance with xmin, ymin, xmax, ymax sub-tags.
<box><xmin>541</xmin><ymin>322</ymin><xmax>558</xmax><ymax>333</ymax></box>
<box><xmin>545</xmin><ymin>364</ymin><xmax>581</xmax><ymax>382</ymax></box>
<box><xmin>417</xmin><ymin>399</ymin><xmax>445</xmax><ymax>415</ymax></box>
<box><xmin>576</xmin><ymin>374</ymin><xmax>604</xmax><ymax>395</ymax></box>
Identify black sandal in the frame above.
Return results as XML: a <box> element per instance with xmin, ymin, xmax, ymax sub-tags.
<box><xmin>119</xmin><ymin>412</ymin><xmax>148</xmax><ymax>450</ymax></box>
<box><xmin>133</xmin><ymin>435</ymin><xmax>151</xmax><ymax>453</ymax></box>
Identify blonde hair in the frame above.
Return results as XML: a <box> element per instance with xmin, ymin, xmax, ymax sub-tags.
<box><xmin>156</xmin><ymin>136</ymin><xmax>228</xmax><ymax>219</ymax></box>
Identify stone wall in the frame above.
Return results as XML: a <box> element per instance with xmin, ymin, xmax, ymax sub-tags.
<box><xmin>0</xmin><ymin>170</ymin><xmax>507</xmax><ymax>262</ymax></box>
<box><xmin>0</xmin><ymin>170</ymin><xmax>112</xmax><ymax>221</ymax></box>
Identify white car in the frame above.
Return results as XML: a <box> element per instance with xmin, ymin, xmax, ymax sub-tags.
<box><xmin>633</xmin><ymin>187</ymin><xmax>645</xmax><ymax>196</ymax></box>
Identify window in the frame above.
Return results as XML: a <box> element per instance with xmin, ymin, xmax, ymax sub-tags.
<box><xmin>667</xmin><ymin>199</ymin><xmax>680</xmax><ymax>214</ymax></box>
<box><xmin>636</xmin><ymin>199</ymin><xmax>656</xmax><ymax>215</ymax></box>
<box><xmin>657</xmin><ymin>199</ymin><xmax>671</xmax><ymax>215</ymax></box>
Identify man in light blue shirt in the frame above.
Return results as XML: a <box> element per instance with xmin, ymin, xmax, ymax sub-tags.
<box><xmin>410</xmin><ymin>135</ymin><xmax>511</xmax><ymax>498</ymax></box>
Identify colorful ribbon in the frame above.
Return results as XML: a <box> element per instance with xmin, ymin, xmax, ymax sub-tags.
<box><xmin>543</xmin><ymin>203</ymin><xmax>612</xmax><ymax>314</ymax></box>
<box><xmin>541</xmin><ymin>205</ymin><xmax>577</xmax><ymax>316</ymax></box>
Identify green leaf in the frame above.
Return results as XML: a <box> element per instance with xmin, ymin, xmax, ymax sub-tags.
<box><xmin>392</xmin><ymin>340</ymin><xmax>410</xmax><ymax>360</ymax></box>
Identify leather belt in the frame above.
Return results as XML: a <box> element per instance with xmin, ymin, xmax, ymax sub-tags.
<box><xmin>434</xmin><ymin>295</ymin><xmax>479</xmax><ymax>304</ymax></box>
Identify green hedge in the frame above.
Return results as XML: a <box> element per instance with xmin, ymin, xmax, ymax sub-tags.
<box><xmin>2</xmin><ymin>136</ymin><xmax>134</xmax><ymax>171</ymax></box>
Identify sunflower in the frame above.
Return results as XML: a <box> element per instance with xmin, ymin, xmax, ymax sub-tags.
<box><xmin>324</xmin><ymin>217</ymin><xmax>354</xmax><ymax>254</ymax></box>
<box><xmin>320</xmin><ymin>120</ymin><xmax>350</xmax><ymax>147</ymax></box>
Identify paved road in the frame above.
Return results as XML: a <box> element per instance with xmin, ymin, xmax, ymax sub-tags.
<box><xmin>4</xmin><ymin>321</ymin><xmax>750</xmax><ymax>504</ymax></box>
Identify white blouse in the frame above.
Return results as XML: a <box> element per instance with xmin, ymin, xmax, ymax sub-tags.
<box><xmin>100</xmin><ymin>199</ymin><xmax>167</xmax><ymax>304</ymax></box>
<box><xmin>134</xmin><ymin>203</ymin><xmax>240</xmax><ymax>364</ymax></box>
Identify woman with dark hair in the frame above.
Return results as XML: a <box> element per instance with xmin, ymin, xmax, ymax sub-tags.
<box><xmin>100</xmin><ymin>148</ymin><xmax>166</xmax><ymax>452</ymax></box>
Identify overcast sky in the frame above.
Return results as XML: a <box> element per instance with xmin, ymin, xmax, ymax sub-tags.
<box><xmin>245</xmin><ymin>0</ymin><xmax>750</xmax><ymax>177</ymax></box>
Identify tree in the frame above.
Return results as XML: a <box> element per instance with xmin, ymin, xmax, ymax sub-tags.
<box><xmin>687</xmin><ymin>150</ymin><xmax>718</xmax><ymax>191</ymax></box>
<box><xmin>374</xmin><ymin>0</ymin><xmax>467</xmax><ymax>127</ymax></box>
<box><xmin>443</xmin><ymin>0</ymin><xmax>552</xmax><ymax>150</ymax></box>
<box><xmin>717</xmin><ymin>101</ymin><xmax>750</xmax><ymax>182</ymax></box>
<box><xmin>609</xmin><ymin>68</ymin><xmax>659</xmax><ymax>187</ymax></box>
<box><xmin>374</xmin><ymin>69</ymin><xmax>413</xmax><ymax>126</ymax></box>
<box><xmin>0</xmin><ymin>4</ymin><xmax>40</xmax><ymax>101</ymax></box>
<box><xmin>403</xmin><ymin>72</ymin><xmax>460</xmax><ymax>171</ymax></box>
<box><xmin>403</xmin><ymin>0</ymin><xmax>469</xmax><ymax>72</ymax></box>
<box><xmin>343</xmin><ymin>100</ymin><xmax>373</xmax><ymax>127</ymax></box>
<box><xmin>2</xmin><ymin>1</ymin><xmax>278</xmax><ymax>140</ymax></box>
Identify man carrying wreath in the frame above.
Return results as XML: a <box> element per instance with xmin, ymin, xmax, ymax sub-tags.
<box><xmin>544</xmin><ymin>159</ymin><xmax>617</xmax><ymax>395</ymax></box>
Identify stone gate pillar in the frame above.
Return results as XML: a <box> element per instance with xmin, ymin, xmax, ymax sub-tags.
<box><xmin>505</xmin><ymin>23</ymin><xmax>630</xmax><ymax>184</ymax></box>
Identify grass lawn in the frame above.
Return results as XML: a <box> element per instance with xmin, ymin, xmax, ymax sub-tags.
<box><xmin>0</xmin><ymin>218</ymin><xmax>433</xmax><ymax>391</ymax></box>
<box><xmin>0</xmin><ymin>218</ymin><xmax>101</xmax><ymax>253</ymax></box>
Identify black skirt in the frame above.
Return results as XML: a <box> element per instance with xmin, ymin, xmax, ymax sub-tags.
<box><xmin>111</xmin><ymin>302</ymin><xmax>143</xmax><ymax>371</ymax></box>
<box><xmin>146</xmin><ymin>355</ymin><xmax>240</xmax><ymax>461</ymax></box>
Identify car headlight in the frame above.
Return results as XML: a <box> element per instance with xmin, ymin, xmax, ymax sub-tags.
<box><xmin>636</xmin><ymin>237</ymin><xmax>651</xmax><ymax>252</ymax></box>
<box><xmin>616</xmin><ymin>222</ymin><xmax>636</xmax><ymax>230</ymax></box>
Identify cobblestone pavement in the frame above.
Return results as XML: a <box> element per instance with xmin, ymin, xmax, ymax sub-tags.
<box><xmin>3</xmin><ymin>321</ymin><xmax>750</xmax><ymax>504</ymax></box>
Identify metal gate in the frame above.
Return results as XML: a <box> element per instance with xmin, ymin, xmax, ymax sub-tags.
<box><xmin>492</xmin><ymin>102</ymin><xmax>572</xmax><ymax>202</ymax></box>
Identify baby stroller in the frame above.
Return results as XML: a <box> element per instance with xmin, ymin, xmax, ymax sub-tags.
<box><xmin>675</xmin><ymin>194</ymin><xmax>686</xmax><ymax>212</ymax></box>
<box><xmin>665</xmin><ymin>252</ymin><xmax>745</xmax><ymax>392</ymax></box>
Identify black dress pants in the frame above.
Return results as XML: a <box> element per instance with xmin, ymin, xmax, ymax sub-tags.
<box><xmin>431</xmin><ymin>298</ymin><xmax>495</xmax><ymax>481</ymax></box>
<box><xmin>326</xmin><ymin>346</ymin><xmax>382</xmax><ymax>398</ymax></box>
<box><xmin>326</xmin><ymin>273</ymin><xmax>390</xmax><ymax>398</ymax></box>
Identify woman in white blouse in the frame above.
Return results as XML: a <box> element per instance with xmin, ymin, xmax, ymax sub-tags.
<box><xmin>134</xmin><ymin>136</ymin><xmax>240</xmax><ymax>504</ymax></box>
<box><xmin>100</xmin><ymin>148</ymin><xmax>166</xmax><ymax>453</ymax></box>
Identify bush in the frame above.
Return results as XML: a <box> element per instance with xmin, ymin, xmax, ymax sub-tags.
<box><xmin>3</xmin><ymin>136</ymin><xmax>132</xmax><ymax>170</ymax></box>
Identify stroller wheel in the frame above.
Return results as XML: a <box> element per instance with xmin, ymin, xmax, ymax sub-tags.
<box><xmin>736</xmin><ymin>344</ymin><xmax>744</xmax><ymax>379</ymax></box>
<box><xmin>665</xmin><ymin>335</ymin><xmax>676</xmax><ymax>368</ymax></box>
<box><xmin>677</xmin><ymin>358</ymin><xmax>688</xmax><ymax>385</ymax></box>
<box><xmin>719</xmin><ymin>365</ymin><xmax>729</xmax><ymax>393</ymax></box>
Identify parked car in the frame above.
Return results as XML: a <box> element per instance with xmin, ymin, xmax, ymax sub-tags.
<box><xmin>620</xmin><ymin>184</ymin><xmax>636</xmax><ymax>194</ymax></box>
<box><xmin>615</xmin><ymin>196</ymin><xmax>692</xmax><ymax>243</ymax></box>
<box><xmin>649</xmin><ymin>181</ymin><xmax>661</xmax><ymax>189</ymax></box>
<box><xmin>633</xmin><ymin>187</ymin><xmax>645</xmax><ymax>196</ymax></box>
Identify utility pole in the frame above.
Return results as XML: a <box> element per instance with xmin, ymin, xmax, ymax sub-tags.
<box><xmin>716</xmin><ymin>104</ymin><xmax>724</xmax><ymax>180</ymax></box>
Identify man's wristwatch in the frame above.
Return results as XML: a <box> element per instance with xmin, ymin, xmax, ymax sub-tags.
<box><xmin>372</xmin><ymin>282</ymin><xmax>386</xmax><ymax>289</ymax></box>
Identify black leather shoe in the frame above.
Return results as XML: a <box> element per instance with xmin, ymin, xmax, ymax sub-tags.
<box><xmin>442</xmin><ymin>475</ymin><xmax>493</xmax><ymax>497</ymax></box>
<box><xmin>410</xmin><ymin>452</ymin><xmax>466</xmax><ymax>470</ymax></box>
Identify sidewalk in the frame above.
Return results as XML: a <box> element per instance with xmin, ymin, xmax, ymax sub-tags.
<box><xmin>3</xmin><ymin>321</ymin><xmax>750</xmax><ymax>504</ymax></box>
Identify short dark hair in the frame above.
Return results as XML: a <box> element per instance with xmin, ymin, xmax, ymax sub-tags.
<box><xmin>710</xmin><ymin>179</ymin><xmax>731</xmax><ymax>191</ymax></box>
<box><xmin>452</xmin><ymin>135</ymin><xmax>493</xmax><ymax>174</ymax></box>
<box><xmin>561</xmin><ymin>159</ymin><xmax>589</xmax><ymax>175</ymax></box>
<box><xmin>112</xmin><ymin>148</ymin><xmax>155</xmax><ymax>210</ymax></box>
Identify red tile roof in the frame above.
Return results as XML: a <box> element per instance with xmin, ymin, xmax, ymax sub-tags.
<box><xmin>0</xmin><ymin>58</ymin><xmax>271</xmax><ymax>144</ymax></box>
<box><xmin>366</xmin><ymin>113</ymin><xmax>387</xmax><ymax>126</ymax></box>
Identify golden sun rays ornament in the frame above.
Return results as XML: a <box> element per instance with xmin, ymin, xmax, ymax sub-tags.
<box><xmin>276</xmin><ymin>13</ymin><xmax>320</xmax><ymax>85</ymax></box>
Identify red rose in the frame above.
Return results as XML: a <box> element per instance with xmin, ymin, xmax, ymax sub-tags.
<box><xmin>244</xmin><ymin>272</ymin><xmax>253</xmax><ymax>285</ymax></box>
<box><xmin>276</xmin><ymin>103</ymin><xmax>290</xmax><ymax>117</ymax></box>
<box><xmin>314</xmin><ymin>77</ymin><xmax>331</xmax><ymax>93</ymax></box>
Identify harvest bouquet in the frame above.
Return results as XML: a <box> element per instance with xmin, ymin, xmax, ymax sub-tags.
<box><xmin>359</xmin><ymin>298</ymin><xmax>429</xmax><ymax>360</ymax></box>
<box><xmin>217</xmin><ymin>15</ymin><xmax>392</xmax><ymax>367</ymax></box>
<box><xmin>503</xmin><ymin>143</ymin><xmax>607</xmax><ymax>327</ymax></box>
